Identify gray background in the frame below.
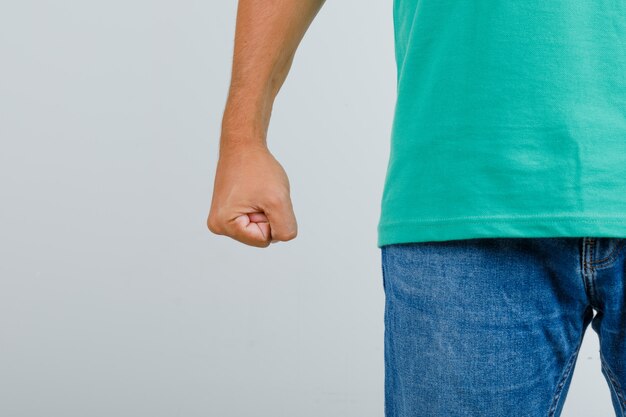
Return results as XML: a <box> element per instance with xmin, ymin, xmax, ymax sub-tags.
<box><xmin>0</xmin><ymin>1</ymin><xmax>613</xmax><ymax>416</ymax></box>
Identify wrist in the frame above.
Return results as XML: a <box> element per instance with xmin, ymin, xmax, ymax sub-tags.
<box><xmin>218</xmin><ymin>130</ymin><xmax>268</xmax><ymax>157</ymax></box>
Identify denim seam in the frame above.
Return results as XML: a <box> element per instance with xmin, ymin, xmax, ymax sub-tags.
<box><xmin>381</xmin><ymin>248</ymin><xmax>388</xmax><ymax>292</ymax></box>
<box><xmin>589</xmin><ymin>240</ymin><xmax>596</xmax><ymax>303</ymax></box>
<box><xmin>590</xmin><ymin>239</ymin><xmax>626</xmax><ymax>264</ymax></box>
<box><xmin>591</xmin><ymin>265</ymin><xmax>602</xmax><ymax>313</ymax></box>
<box><xmin>546</xmin><ymin>322</ymin><xmax>586</xmax><ymax>417</ymax></box>
<box><xmin>600</xmin><ymin>351</ymin><xmax>626</xmax><ymax>417</ymax></box>
<box><xmin>590</xmin><ymin>240</ymin><xmax>626</xmax><ymax>269</ymax></box>
<box><xmin>582</xmin><ymin>238</ymin><xmax>600</xmax><ymax>308</ymax></box>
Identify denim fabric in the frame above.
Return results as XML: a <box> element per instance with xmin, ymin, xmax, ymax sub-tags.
<box><xmin>381</xmin><ymin>237</ymin><xmax>626</xmax><ymax>417</ymax></box>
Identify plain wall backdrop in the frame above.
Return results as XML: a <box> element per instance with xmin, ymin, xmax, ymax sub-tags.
<box><xmin>0</xmin><ymin>1</ymin><xmax>614</xmax><ymax>416</ymax></box>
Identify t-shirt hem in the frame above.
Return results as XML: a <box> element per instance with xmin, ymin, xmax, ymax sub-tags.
<box><xmin>377</xmin><ymin>215</ymin><xmax>626</xmax><ymax>247</ymax></box>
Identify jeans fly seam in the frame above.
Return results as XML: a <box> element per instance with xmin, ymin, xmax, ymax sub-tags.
<box><xmin>582</xmin><ymin>238</ymin><xmax>600</xmax><ymax>308</ymax></box>
<box><xmin>591</xmin><ymin>267</ymin><xmax>602</xmax><ymax>313</ymax></box>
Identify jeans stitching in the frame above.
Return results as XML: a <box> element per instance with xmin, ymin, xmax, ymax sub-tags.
<box><xmin>600</xmin><ymin>351</ymin><xmax>626</xmax><ymax>417</ymax></box>
<box><xmin>591</xmin><ymin>267</ymin><xmax>602</xmax><ymax>314</ymax></box>
<box><xmin>547</xmin><ymin>344</ymin><xmax>581</xmax><ymax>416</ymax></box>
<box><xmin>590</xmin><ymin>239</ymin><xmax>625</xmax><ymax>264</ymax></box>
<box><xmin>590</xmin><ymin>239</ymin><xmax>626</xmax><ymax>269</ymax></box>
<box><xmin>582</xmin><ymin>238</ymin><xmax>599</xmax><ymax>308</ymax></box>
<box><xmin>589</xmin><ymin>240</ymin><xmax>598</xmax><ymax>304</ymax></box>
<box><xmin>547</xmin><ymin>309</ymin><xmax>590</xmax><ymax>417</ymax></box>
<box><xmin>381</xmin><ymin>247</ymin><xmax>387</xmax><ymax>292</ymax></box>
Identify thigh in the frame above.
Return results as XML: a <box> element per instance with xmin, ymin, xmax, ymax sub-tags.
<box><xmin>381</xmin><ymin>238</ymin><xmax>593</xmax><ymax>417</ymax></box>
<box><xmin>588</xmin><ymin>238</ymin><xmax>626</xmax><ymax>417</ymax></box>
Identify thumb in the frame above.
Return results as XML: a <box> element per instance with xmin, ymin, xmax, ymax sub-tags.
<box><xmin>230</xmin><ymin>212</ymin><xmax>271</xmax><ymax>247</ymax></box>
<box><xmin>247</xmin><ymin>212</ymin><xmax>271</xmax><ymax>240</ymax></box>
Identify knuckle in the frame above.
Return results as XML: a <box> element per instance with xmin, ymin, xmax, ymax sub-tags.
<box><xmin>246</xmin><ymin>238</ymin><xmax>270</xmax><ymax>248</ymax></box>
<box><xmin>206</xmin><ymin>215</ymin><xmax>223</xmax><ymax>234</ymax></box>
<box><xmin>275</xmin><ymin>227</ymin><xmax>297</xmax><ymax>242</ymax></box>
<box><xmin>282</xmin><ymin>228</ymin><xmax>298</xmax><ymax>241</ymax></box>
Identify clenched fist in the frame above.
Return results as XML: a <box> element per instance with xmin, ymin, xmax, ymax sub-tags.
<box><xmin>207</xmin><ymin>143</ymin><xmax>298</xmax><ymax>248</ymax></box>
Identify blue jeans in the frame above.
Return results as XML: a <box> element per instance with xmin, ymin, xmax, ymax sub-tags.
<box><xmin>381</xmin><ymin>237</ymin><xmax>626</xmax><ymax>417</ymax></box>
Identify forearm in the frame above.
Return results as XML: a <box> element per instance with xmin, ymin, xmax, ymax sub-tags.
<box><xmin>220</xmin><ymin>0</ymin><xmax>325</xmax><ymax>151</ymax></box>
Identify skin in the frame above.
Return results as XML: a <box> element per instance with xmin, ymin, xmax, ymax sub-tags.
<box><xmin>208</xmin><ymin>0</ymin><xmax>326</xmax><ymax>247</ymax></box>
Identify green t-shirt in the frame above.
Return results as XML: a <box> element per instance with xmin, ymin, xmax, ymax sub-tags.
<box><xmin>378</xmin><ymin>0</ymin><xmax>626</xmax><ymax>247</ymax></box>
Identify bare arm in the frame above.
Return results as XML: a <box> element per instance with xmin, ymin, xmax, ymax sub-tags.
<box><xmin>208</xmin><ymin>0</ymin><xmax>325</xmax><ymax>247</ymax></box>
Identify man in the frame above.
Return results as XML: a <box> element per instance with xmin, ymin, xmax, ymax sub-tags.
<box><xmin>208</xmin><ymin>1</ymin><xmax>626</xmax><ymax>416</ymax></box>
